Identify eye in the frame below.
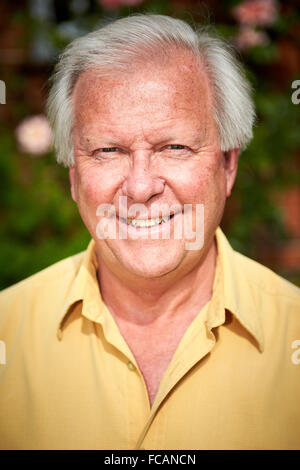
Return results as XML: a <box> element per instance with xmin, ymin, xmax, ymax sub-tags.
<box><xmin>161</xmin><ymin>144</ymin><xmax>193</xmax><ymax>158</ymax></box>
<box><xmin>94</xmin><ymin>147</ymin><xmax>118</xmax><ymax>153</ymax></box>
<box><xmin>167</xmin><ymin>145</ymin><xmax>187</xmax><ymax>150</ymax></box>
<box><xmin>91</xmin><ymin>147</ymin><xmax>121</xmax><ymax>159</ymax></box>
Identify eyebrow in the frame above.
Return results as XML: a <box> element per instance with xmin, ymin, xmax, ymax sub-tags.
<box><xmin>76</xmin><ymin>118</ymin><xmax>207</xmax><ymax>149</ymax></box>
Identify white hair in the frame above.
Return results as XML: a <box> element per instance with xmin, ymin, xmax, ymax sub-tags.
<box><xmin>47</xmin><ymin>14</ymin><xmax>256</xmax><ymax>167</ymax></box>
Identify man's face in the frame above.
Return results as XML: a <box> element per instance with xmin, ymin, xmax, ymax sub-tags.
<box><xmin>70</xmin><ymin>52</ymin><xmax>239</xmax><ymax>281</ymax></box>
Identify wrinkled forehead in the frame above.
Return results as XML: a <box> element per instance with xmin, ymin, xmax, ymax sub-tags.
<box><xmin>72</xmin><ymin>48</ymin><xmax>213</xmax><ymax>116</ymax></box>
<box><xmin>71</xmin><ymin>56</ymin><xmax>217</xmax><ymax>149</ymax></box>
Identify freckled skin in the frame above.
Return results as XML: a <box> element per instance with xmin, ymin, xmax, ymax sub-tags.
<box><xmin>69</xmin><ymin>53</ymin><xmax>240</xmax><ymax>404</ymax></box>
<box><xmin>69</xmin><ymin>51</ymin><xmax>239</xmax><ymax>285</ymax></box>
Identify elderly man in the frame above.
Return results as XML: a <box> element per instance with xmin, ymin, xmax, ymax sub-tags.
<box><xmin>0</xmin><ymin>14</ymin><xmax>299</xmax><ymax>450</ymax></box>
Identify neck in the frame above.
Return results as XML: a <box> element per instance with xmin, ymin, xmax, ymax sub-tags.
<box><xmin>96</xmin><ymin>239</ymin><xmax>218</xmax><ymax>327</ymax></box>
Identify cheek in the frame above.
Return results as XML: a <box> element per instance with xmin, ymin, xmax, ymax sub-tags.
<box><xmin>173</xmin><ymin>160</ymin><xmax>226</xmax><ymax>203</ymax></box>
<box><xmin>76</xmin><ymin>166</ymin><xmax>118</xmax><ymax>208</ymax></box>
<box><xmin>81</xmin><ymin>174</ymin><xmax>102</xmax><ymax>205</ymax></box>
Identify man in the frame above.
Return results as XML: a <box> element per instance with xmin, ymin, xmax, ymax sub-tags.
<box><xmin>0</xmin><ymin>14</ymin><xmax>299</xmax><ymax>450</ymax></box>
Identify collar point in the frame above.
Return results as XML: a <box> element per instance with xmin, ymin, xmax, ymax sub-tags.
<box><xmin>57</xmin><ymin>328</ymin><xmax>63</xmax><ymax>341</ymax></box>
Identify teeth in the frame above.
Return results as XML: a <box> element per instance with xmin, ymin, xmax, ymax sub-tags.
<box><xmin>125</xmin><ymin>216</ymin><xmax>171</xmax><ymax>227</ymax></box>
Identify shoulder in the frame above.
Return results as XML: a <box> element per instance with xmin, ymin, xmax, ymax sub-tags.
<box><xmin>0</xmin><ymin>251</ymin><xmax>85</xmax><ymax>310</ymax></box>
<box><xmin>232</xmin><ymin>248</ymin><xmax>300</xmax><ymax>316</ymax></box>
<box><xmin>234</xmin><ymin>249</ymin><xmax>299</xmax><ymax>297</ymax></box>
<box><xmin>0</xmin><ymin>248</ymin><xmax>92</xmax><ymax>367</ymax></box>
<box><xmin>217</xmin><ymin>228</ymin><xmax>300</xmax><ymax>310</ymax></box>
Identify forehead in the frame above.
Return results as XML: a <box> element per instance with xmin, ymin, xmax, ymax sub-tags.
<box><xmin>72</xmin><ymin>51</ymin><xmax>214</xmax><ymax>138</ymax></box>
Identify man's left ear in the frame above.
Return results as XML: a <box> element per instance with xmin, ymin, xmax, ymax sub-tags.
<box><xmin>224</xmin><ymin>148</ymin><xmax>240</xmax><ymax>197</ymax></box>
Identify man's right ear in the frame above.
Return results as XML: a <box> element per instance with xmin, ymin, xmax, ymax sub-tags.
<box><xmin>69</xmin><ymin>166</ymin><xmax>77</xmax><ymax>203</ymax></box>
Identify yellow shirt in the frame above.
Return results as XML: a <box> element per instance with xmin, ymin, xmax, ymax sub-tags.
<box><xmin>0</xmin><ymin>228</ymin><xmax>300</xmax><ymax>450</ymax></box>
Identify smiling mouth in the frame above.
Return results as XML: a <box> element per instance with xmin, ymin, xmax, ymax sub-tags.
<box><xmin>119</xmin><ymin>214</ymin><xmax>175</xmax><ymax>228</ymax></box>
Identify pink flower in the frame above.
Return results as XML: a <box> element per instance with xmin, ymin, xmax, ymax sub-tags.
<box><xmin>98</xmin><ymin>0</ymin><xmax>143</xmax><ymax>10</ymax></box>
<box><xmin>235</xmin><ymin>26</ymin><xmax>269</xmax><ymax>50</ymax></box>
<box><xmin>233</xmin><ymin>0</ymin><xmax>278</xmax><ymax>27</ymax></box>
<box><xmin>16</xmin><ymin>115</ymin><xmax>53</xmax><ymax>156</ymax></box>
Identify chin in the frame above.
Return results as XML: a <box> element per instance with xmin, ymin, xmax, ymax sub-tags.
<box><xmin>111</xmin><ymin>240</ymin><xmax>185</xmax><ymax>279</ymax></box>
<box><xmin>123</xmin><ymin>261</ymin><xmax>180</xmax><ymax>280</ymax></box>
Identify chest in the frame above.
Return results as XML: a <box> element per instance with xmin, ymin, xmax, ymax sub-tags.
<box><xmin>121</xmin><ymin>326</ymin><xmax>186</xmax><ymax>407</ymax></box>
<box><xmin>136</xmin><ymin>345</ymin><xmax>177</xmax><ymax>407</ymax></box>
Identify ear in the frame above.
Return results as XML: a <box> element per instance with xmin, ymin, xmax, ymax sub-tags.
<box><xmin>223</xmin><ymin>148</ymin><xmax>240</xmax><ymax>197</ymax></box>
<box><xmin>69</xmin><ymin>166</ymin><xmax>77</xmax><ymax>203</ymax></box>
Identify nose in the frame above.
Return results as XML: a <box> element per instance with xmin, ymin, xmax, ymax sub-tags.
<box><xmin>121</xmin><ymin>152</ymin><xmax>165</xmax><ymax>203</ymax></box>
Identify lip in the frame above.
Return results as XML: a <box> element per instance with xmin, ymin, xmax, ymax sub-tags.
<box><xmin>117</xmin><ymin>211</ymin><xmax>177</xmax><ymax>221</ymax></box>
<box><xmin>116</xmin><ymin>212</ymin><xmax>182</xmax><ymax>239</ymax></box>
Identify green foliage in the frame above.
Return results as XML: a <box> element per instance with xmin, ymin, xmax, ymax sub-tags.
<box><xmin>0</xmin><ymin>131</ymin><xmax>90</xmax><ymax>290</ymax></box>
<box><xmin>228</xmin><ymin>89</ymin><xmax>300</xmax><ymax>253</ymax></box>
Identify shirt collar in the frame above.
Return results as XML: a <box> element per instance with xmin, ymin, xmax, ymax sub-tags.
<box><xmin>57</xmin><ymin>239</ymin><xmax>102</xmax><ymax>340</ymax></box>
<box><xmin>214</xmin><ymin>227</ymin><xmax>264</xmax><ymax>352</ymax></box>
<box><xmin>57</xmin><ymin>228</ymin><xmax>264</xmax><ymax>352</ymax></box>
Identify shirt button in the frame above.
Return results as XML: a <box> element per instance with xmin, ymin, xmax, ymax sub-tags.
<box><xmin>127</xmin><ymin>361</ymin><xmax>135</xmax><ymax>371</ymax></box>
